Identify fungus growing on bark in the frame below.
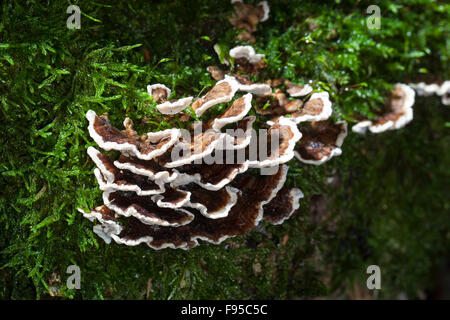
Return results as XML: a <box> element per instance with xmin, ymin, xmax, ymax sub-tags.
<box><xmin>84</xmin><ymin>165</ymin><xmax>292</xmax><ymax>249</ymax></box>
<box><xmin>230</xmin><ymin>45</ymin><xmax>267</xmax><ymax>75</ymax></box>
<box><xmin>147</xmin><ymin>84</ymin><xmax>171</xmax><ymax>103</ymax></box>
<box><xmin>286</xmin><ymin>82</ymin><xmax>314</xmax><ymax>97</ymax></box>
<box><xmin>352</xmin><ymin>83</ymin><xmax>415</xmax><ymax>134</ymax></box>
<box><xmin>249</xmin><ymin>117</ymin><xmax>302</xmax><ymax>168</ymax></box>
<box><xmin>156</xmin><ymin>97</ymin><xmax>193</xmax><ymax>115</ymax></box>
<box><xmin>262</xmin><ymin>187</ymin><xmax>304</xmax><ymax>225</ymax></box>
<box><xmin>255</xmin><ymin>90</ymin><xmax>333</xmax><ymax>126</ymax></box>
<box><xmin>86</xmin><ymin>110</ymin><xmax>180</xmax><ymax>160</ymax></box>
<box><xmin>191</xmin><ymin>76</ymin><xmax>240</xmax><ymax>117</ymax></box>
<box><xmin>208</xmin><ymin>46</ymin><xmax>270</xmax><ymax>95</ymax></box>
<box><xmin>289</xmin><ymin>92</ymin><xmax>333</xmax><ymax>124</ymax></box>
<box><xmin>409</xmin><ymin>80</ymin><xmax>449</xmax><ymax>106</ymax></box>
<box><xmin>82</xmin><ymin>73</ymin><xmax>305</xmax><ymax>249</ymax></box>
<box><xmin>294</xmin><ymin>120</ymin><xmax>347</xmax><ymax>165</ymax></box>
<box><xmin>229</xmin><ymin>1</ymin><xmax>270</xmax><ymax>42</ymax></box>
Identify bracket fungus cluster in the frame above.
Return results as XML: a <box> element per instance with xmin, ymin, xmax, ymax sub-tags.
<box><xmin>208</xmin><ymin>44</ymin><xmax>347</xmax><ymax>166</ymax></box>
<box><xmin>80</xmin><ymin>1</ymin><xmax>425</xmax><ymax>250</ymax></box>
<box><xmin>81</xmin><ymin>70</ymin><xmax>308</xmax><ymax>249</ymax></box>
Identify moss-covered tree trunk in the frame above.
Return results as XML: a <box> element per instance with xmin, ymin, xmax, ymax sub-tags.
<box><xmin>0</xmin><ymin>0</ymin><xmax>448</xmax><ymax>299</ymax></box>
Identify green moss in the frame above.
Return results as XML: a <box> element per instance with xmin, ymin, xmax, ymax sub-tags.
<box><xmin>0</xmin><ymin>0</ymin><xmax>449</xmax><ymax>299</ymax></box>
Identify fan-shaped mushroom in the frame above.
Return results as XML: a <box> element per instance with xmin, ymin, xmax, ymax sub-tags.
<box><xmin>294</xmin><ymin>120</ymin><xmax>347</xmax><ymax>165</ymax></box>
<box><xmin>352</xmin><ymin>83</ymin><xmax>415</xmax><ymax>134</ymax></box>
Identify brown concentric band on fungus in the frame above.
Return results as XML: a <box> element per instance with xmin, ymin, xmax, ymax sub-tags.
<box><xmin>191</xmin><ymin>75</ymin><xmax>240</xmax><ymax>117</ymax></box>
<box><xmin>263</xmin><ymin>187</ymin><xmax>304</xmax><ymax>225</ymax></box>
<box><xmin>163</xmin><ymin>130</ymin><xmax>226</xmax><ymax>168</ymax></box>
<box><xmin>234</xmin><ymin>74</ymin><xmax>272</xmax><ymax>95</ymax></box>
<box><xmin>114</xmin><ymin>154</ymin><xmax>178</xmax><ymax>184</ymax></box>
<box><xmin>209</xmin><ymin>93</ymin><xmax>253</xmax><ymax>131</ymax></box>
<box><xmin>217</xmin><ymin>116</ymin><xmax>255</xmax><ymax>151</ymax></box>
<box><xmin>171</xmin><ymin>160</ymin><xmax>250</xmax><ymax>191</ymax></box>
<box><xmin>257</xmin><ymin>91</ymin><xmax>333</xmax><ymax>125</ymax></box>
<box><xmin>249</xmin><ymin>117</ymin><xmax>302</xmax><ymax>168</ymax></box>
<box><xmin>294</xmin><ymin>120</ymin><xmax>348</xmax><ymax>166</ymax></box>
<box><xmin>352</xmin><ymin>83</ymin><xmax>415</xmax><ymax>134</ymax></box>
<box><xmin>289</xmin><ymin>91</ymin><xmax>333</xmax><ymax>124</ymax></box>
<box><xmin>181</xmin><ymin>185</ymin><xmax>240</xmax><ymax>219</ymax></box>
<box><xmin>94</xmin><ymin>168</ymin><xmax>165</xmax><ymax>196</ymax></box>
<box><xmin>87</xmin><ymin>110</ymin><xmax>180</xmax><ymax>160</ymax></box>
<box><xmin>229</xmin><ymin>1</ymin><xmax>270</xmax><ymax>35</ymax></box>
<box><xmin>150</xmin><ymin>187</ymin><xmax>192</xmax><ymax>209</ymax></box>
<box><xmin>88</xmin><ymin>147</ymin><xmax>165</xmax><ymax>195</ymax></box>
<box><xmin>147</xmin><ymin>84</ymin><xmax>171</xmax><ymax>104</ymax></box>
<box><xmin>109</xmin><ymin>164</ymin><xmax>289</xmax><ymax>249</ymax></box>
<box><xmin>102</xmin><ymin>190</ymin><xmax>194</xmax><ymax>227</ymax></box>
<box><xmin>286</xmin><ymin>83</ymin><xmax>313</xmax><ymax>97</ymax></box>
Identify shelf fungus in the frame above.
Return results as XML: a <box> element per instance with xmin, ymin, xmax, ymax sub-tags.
<box><xmin>288</xmin><ymin>92</ymin><xmax>333</xmax><ymax>124</ymax></box>
<box><xmin>207</xmin><ymin>46</ymin><xmax>271</xmax><ymax>95</ymax></box>
<box><xmin>294</xmin><ymin>120</ymin><xmax>347</xmax><ymax>165</ymax></box>
<box><xmin>229</xmin><ymin>1</ymin><xmax>270</xmax><ymax>42</ymax></box>
<box><xmin>286</xmin><ymin>82</ymin><xmax>314</xmax><ymax>98</ymax></box>
<box><xmin>147</xmin><ymin>83</ymin><xmax>194</xmax><ymax>115</ymax></box>
<box><xmin>352</xmin><ymin>83</ymin><xmax>415</xmax><ymax>134</ymax></box>
<box><xmin>256</xmin><ymin>90</ymin><xmax>333</xmax><ymax>125</ymax></box>
<box><xmin>262</xmin><ymin>187</ymin><xmax>304</xmax><ymax>225</ymax></box>
<box><xmin>409</xmin><ymin>80</ymin><xmax>449</xmax><ymax>106</ymax></box>
<box><xmin>156</xmin><ymin>97</ymin><xmax>194</xmax><ymax>115</ymax></box>
<box><xmin>84</xmin><ymin>165</ymin><xmax>290</xmax><ymax>249</ymax></box>
<box><xmin>87</xmin><ymin>111</ymin><xmax>181</xmax><ymax>160</ymax></box>
<box><xmin>230</xmin><ymin>45</ymin><xmax>267</xmax><ymax>75</ymax></box>
<box><xmin>82</xmin><ymin>78</ymin><xmax>305</xmax><ymax>249</ymax></box>
<box><xmin>191</xmin><ymin>75</ymin><xmax>240</xmax><ymax>117</ymax></box>
<box><xmin>208</xmin><ymin>46</ymin><xmax>333</xmax><ymax>127</ymax></box>
<box><xmin>249</xmin><ymin>117</ymin><xmax>302</xmax><ymax>168</ymax></box>
<box><xmin>147</xmin><ymin>84</ymin><xmax>171</xmax><ymax>104</ymax></box>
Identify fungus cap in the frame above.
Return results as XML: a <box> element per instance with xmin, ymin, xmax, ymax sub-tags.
<box><xmin>156</xmin><ymin>97</ymin><xmax>193</xmax><ymax>115</ymax></box>
<box><xmin>295</xmin><ymin>120</ymin><xmax>347</xmax><ymax>165</ymax></box>
<box><xmin>191</xmin><ymin>76</ymin><xmax>240</xmax><ymax>117</ymax></box>
<box><xmin>147</xmin><ymin>84</ymin><xmax>171</xmax><ymax>103</ymax></box>
<box><xmin>352</xmin><ymin>84</ymin><xmax>415</xmax><ymax>134</ymax></box>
